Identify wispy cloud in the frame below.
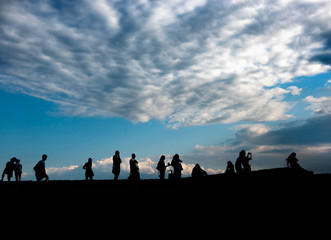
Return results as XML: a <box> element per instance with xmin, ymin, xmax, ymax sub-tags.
<box><xmin>1</xmin><ymin>0</ymin><xmax>331</xmax><ymax>127</ymax></box>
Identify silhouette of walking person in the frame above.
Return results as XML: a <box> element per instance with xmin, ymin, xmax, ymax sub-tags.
<box><xmin>191</xmin><ymin>164</ymin><xmax>208</xmax><ymax>178</ymax></box>
<box><xmin>14</xmin><ymin>159</ymin><xmax>23</xmax><ymax>182</ymax></box>
<box><xmin>286</xmin><ymin>152</ymin><xmax>313</xmax><ymax>174</ymax></box>
<box><xmin>171</xmin><ymin>154</ymin><xmax>183</xmax><ymax>180</ymax></box>
<box><xmin>129</xmin><ymin>153</ymin><xmax>140</xmax><ymax>181</ymax></box>
<box><xmin>156</xmin><ymin>155</ymin><xmax>168</xmax><ymax>180</ymax></box>
<box><xmin>224</xmin><ymin>161</ymin><xmax>235</xmax><ymax>175</ymax></box>
<box><xmin>1</xmin><ymin>157</ymin><xmax>16</xmax><ymax>182</ymax></box>
<box><xmin>235</xmin><ymin>150</ymin><xmax>252</xmax><ymax>174</ymax></box>
<box><xmin>83</xmin><ymin>158</ymin><xmax>94</xmax><ymax>181</ymax></box>
<box><xmin>112</xmin><ymin>150</ymin><xmax>122</xmax><ymax>182</ymax></box>
<box><xmin>33</xmin><ymin>154</ymin><xmax>49</xmax><ymax>183</ymax></box>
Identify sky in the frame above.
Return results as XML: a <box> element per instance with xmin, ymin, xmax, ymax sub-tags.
<box><xmin>1</xmin><ymin>0</ymin><xmax>331</xmax><ymax>180</ymax></box>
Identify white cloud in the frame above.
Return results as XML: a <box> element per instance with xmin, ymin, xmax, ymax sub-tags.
<box><xmin>46</xmin><ymin>165</ymin><xmax>80</xmax><ymax>175</ymax></box>
<box><xmin>1</xmin><ymin>0</ymin><xmax>331</xmax><ymax>127</ymax></box>
<box><xmin>304</xmin><ymin>96</ymin><xmax>331</xmax><ymax>115</ymax></box>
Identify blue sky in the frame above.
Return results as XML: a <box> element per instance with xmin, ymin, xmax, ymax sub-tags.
<box><xmin>1</xmin><ymin>0</ymin><xmax>331</xmax><ymax>180</ymax></box>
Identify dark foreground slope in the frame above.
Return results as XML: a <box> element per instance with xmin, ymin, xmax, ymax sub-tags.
<box><xmin>1</xmin><ymin>169</ymin><xmax>331</xmax><ymax>239</ymax></box>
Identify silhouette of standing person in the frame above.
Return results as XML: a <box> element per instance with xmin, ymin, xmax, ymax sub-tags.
<box><xmin>171</xmin><ymin>154</ymin><xmax>183</xmax><ymax>180</ymax></box>
<box><xmin>129</xmin><ymin>153</ymin><xmax>140</xmax><ymax>181</ymax></box>
<box><xmin>224</xmin><ymin>161</ymin><xmax>235</xmax><ymax>175</ymax></box>
<box><xmin>112</xmin><ymin>150</ymin><xmax>122</xmax><ymax>182</ymax></box>
<box><xmin>14</xmin><ymin>159</ymin><xmax>23</xmax><ymax>182</ymax></box>
<box><xmin>1</xmin><ymin>157</ymin><xmax>16</xmax><ymax>182</ymax></box>
<box><xmin>83</xmin><ymin>158</ymin><xmax>94</xmax><ymax>181</ymax></box>
<box><xmin>156</xmin><ymin>155</ymin><xmax>167</xmax><ymax>180</ymax></box>
<box><xmin>33</xmin><ymin>154</ymin><xmax>49</xmax><ymax>183</ymax></box>
<box><xmin>235</xmin><ymin>150</ymin><xmax>252</xmax><ymax>174</ymax></box>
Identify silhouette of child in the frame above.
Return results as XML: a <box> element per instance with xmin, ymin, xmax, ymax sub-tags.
<box><xmin>14</xmin><ymin>159</ymin><xmax>23</xmax><ymax>182</ymax></box>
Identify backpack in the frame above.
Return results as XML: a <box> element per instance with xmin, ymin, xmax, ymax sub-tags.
<box><xmin>33</xmin><ymin>161</ymin><xmax>43</xmax><ymax>172</ymax></box>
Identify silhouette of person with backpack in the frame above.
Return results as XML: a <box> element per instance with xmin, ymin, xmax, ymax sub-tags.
<box><xmin>33</xmin><ymin>154</ymin><xmax>49</xmax><ymax>183</ymax></box>
<box><xmin>1</xmin><ymin>157</ymin><xmax>16</xmax><ymax>182</ymax></box>
<box><xmin>112</xmin><ymin>150</ymin><xmax>122</xmax><ymax>182</ymax></box>
<box><xmin>83</xmin><ymin>158</ymin><xmax>94</xmax><ymax>181</ymax></box>
<box><xmin>171</xmin><ymin>154</ymin><xmax>183</xmax><ymax>180</ymax></box>
<box><xmin>129</xmin><ymin>153</ymin><xmax>140</xmax><ymax>181</ymax></box>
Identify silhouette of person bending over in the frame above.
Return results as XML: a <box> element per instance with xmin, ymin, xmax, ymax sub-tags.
<box><xmin>171</xmin><ymin>154</ymin><xmax>183</xmax><ymax>180</ymax></box>
<box><xmin>83</xmin><ymin>158</ymin><xmax>94</xmax><ymax>181</ymax></box>
<box><xmin>235</xmin><ymin>150</ymin><xmax>252</xmax><ymax>174</ymax></box>
<box><xmin>33</xmin><ymin>154</ymin><xmax>49</xmax><ymax>183</ymax></box>
<box><xmin>129</xmin><ymin>153</ymin><xmax>140</xmax><ymax>181</ymax></box>
<box><xmin>191</xmin><ymin>164</ymin><xmax>208</xmax><ymax>178</ymax></box>
<box><xmin>112</xmin><ymin>150</ymin><xmax>122</xmax><ymax>182</ymax></box>
<box><xmin>224</xmin><ymin>161</ymin><xmax>235</xmax><ymax>175</ymax></box>
<box><xmin>1</xmin><ymin>157</ymin><xmax>16</xmax><ymax>182</ymax></box>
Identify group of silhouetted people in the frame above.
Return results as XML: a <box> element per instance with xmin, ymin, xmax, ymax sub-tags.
<box><xmin>1</xmin><ymin>150</ymin><xmax>312</xmax><ymax>183</ymax></box>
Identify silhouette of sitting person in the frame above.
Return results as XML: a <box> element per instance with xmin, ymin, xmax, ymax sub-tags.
<box><xmin>286</xmin><ymin>152</ymin><xmax>313</xmax><ymax>174</ymax></box>
<box><xmin>156</xmin><ymin>155</ymin><xmax>168</xmax><ymax>180</ymax></box>
<box><xmin>112</xmin><ymin>150</ymin><xmax>122</xmax><ymax>182</ymax></box>
<box><xmin>235</xmin><ymin>150</ymin><xmax>252</xmax><ymax>174</ymax></box>
<box><xmin>224</xmin><ymin>161</ymin><xmax>235</xmax><ymax>175</ymax></box>
<box><xmin>1</xmin><ymin>157</ymin><xmax>16</xmax><ymax>182</ymax></box>
<box><xmin>129</xmin><ymin>153</ymin><xmax>140</xmax><ymax>181</ymax></box>
<box><xmin>33</xmin><ymin>154</ymin><xmax>49</xmax><ymax>183</ymax></box>
<box><xmin>191</xmin><ymin>164</ymin><xmax>208</xmax><ymax>178</ymax></box>
<box><xmin>14</xmin><ymin>159</ymin><xmax>23</xmax><ymax>182</ymax></box>
<box><xmin>171</xmin><ymin>154</ymin><xmax>183</xmax><ymax>180</ymax></box>
<box><xmin>83</xmin><ymin>158</ymin><xmax>94</xmax><ymax>181</ymax></box>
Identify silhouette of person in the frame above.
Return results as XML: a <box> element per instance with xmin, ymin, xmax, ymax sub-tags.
<box><xmin>156</xmin><ymin>155</ymin><xmax>167</xmax><ymax>180</ymax></box>
<box><xmin>171</xmin><ymin>154</ymin><xmax>183</xmax><ymax>179</ymax></box>
<box><xmin>14</xmin><ymin>159</ymin><xmax>23</xmax><ymax>182</ymax></box>
<box><xmin>191</xmin><ymin>164</ymin><xmax>208</xmax><ymax>178</ymax></box>
<box><xmin>112</xmin><ymin>150</ymin><xmax>122</xmax><ymax>182</ymax></box>
<box><xmin>286</xmin><ymin>152</ymin><xmax>312</xmax><ymax>174</ymax></box>
<box><xmin>129</xmin><ymin>153</ymin><xmax>140</xmax><ymax>181</ymax></box>
<box><xmin>83</xmin><ymin>158</ymin><xmax>94</xmax><ymax>181</ymax></box>
<box><xmin>224</xmin><ymin>161</ymin><xmax>235</xmax><ymax>175</ymax></box>
<box><xmin>1</xmin><ymin>157</ymin><xmax>16</xmax><ymax>182</ymax></box>
<box><xmin>33</xmin><ymin>154</ymin><xmax>49</xmax><ymax>183</ymax></box>
<box><xmin>235</xmin><ymin>150</ymin><xmax>252</xmax><ymax>174</ymax></box>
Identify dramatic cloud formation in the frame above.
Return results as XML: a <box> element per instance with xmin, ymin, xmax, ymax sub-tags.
<box><xmin>194</xmin><ymin>114</ymin><xmax>331</xmax><ymax>172</ymax></box>
<box><xmin>1</xmin><ymin>0</ymin><xmax>331</xmax><ymax>128</ymax></box>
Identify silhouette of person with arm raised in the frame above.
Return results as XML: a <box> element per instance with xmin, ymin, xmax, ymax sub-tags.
<box><xmin>235</xmin><ymin>150</ymin><xmax>252</xmax><ymax>174</ymax></box>
<box><xmin>129</xmin><ymin>153</ymin><xmax>140</xmax><ymax>181</ymax></box>
<box><xmin>14</xmin><ymin>159</ymin><xmax>23</xmax><ymax>182</ymax></box>
<box><xmin>33</xmin><ymin>154</ymin><xmax>49</xmax><ymax>183</ymax></box>
<box><xmin>191</xmin><ymin>164</ymin><xmax>208</xmax><ymax>178</ymax></box>
<box><xmin>112</xmin><ymin>150</ymin><xmax>122</xmax><ymax>182</ymax></box>
<box><xmin>224</xmin><ymin>161</ymin><xmax>235</xmax><ymax>175</ymax></box>
<box><xmin>83</xmin><ymin>158</ymin><xmax>94</xmax><ymax>181</ymax></box>
<box><xmin>1</xmin><ymin>157</ymin><xmax>16</xmax><ymax>182</ymax></box>
<box><xmin>156</xmin><ymin>155</ymin><xmax>168</xmax><ymax>180</ymax></box>
<box><xmin>171</xmin><ymin>154</ymin><xmax>183</xmax><ymax>180</ymax></box>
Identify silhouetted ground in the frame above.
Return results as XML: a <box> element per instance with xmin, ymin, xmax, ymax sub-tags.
<box><xmin>1</xmin><ymin>168</ymin><xmax>331</xmax><ymax>239</ymax></box>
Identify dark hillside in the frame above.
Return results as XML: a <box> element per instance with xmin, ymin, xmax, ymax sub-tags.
<box><xmin>1</xmin><ymin>170</ymin><xmax>331</xmax><ymax>239</ymax></box>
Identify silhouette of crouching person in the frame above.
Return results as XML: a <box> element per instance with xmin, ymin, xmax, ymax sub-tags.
<box><xmin>191</xmin><ymin>164</ymin><xmax>208</xmax><ymax>179</ymax></box>
<box><xmin>33</xmin><ymin>154</ymin><xmax>49</xmax><ymax>183</ymax></box>
<box><xmin>286</xmin><ymin>152</ymin><xmax>313</xmax><ymax>175</ymax></box>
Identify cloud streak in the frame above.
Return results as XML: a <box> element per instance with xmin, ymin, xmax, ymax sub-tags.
<box><xmin>1</xmin><ymin>0</ymin><xmax>331</xmax><ymax>127</ymax></box>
